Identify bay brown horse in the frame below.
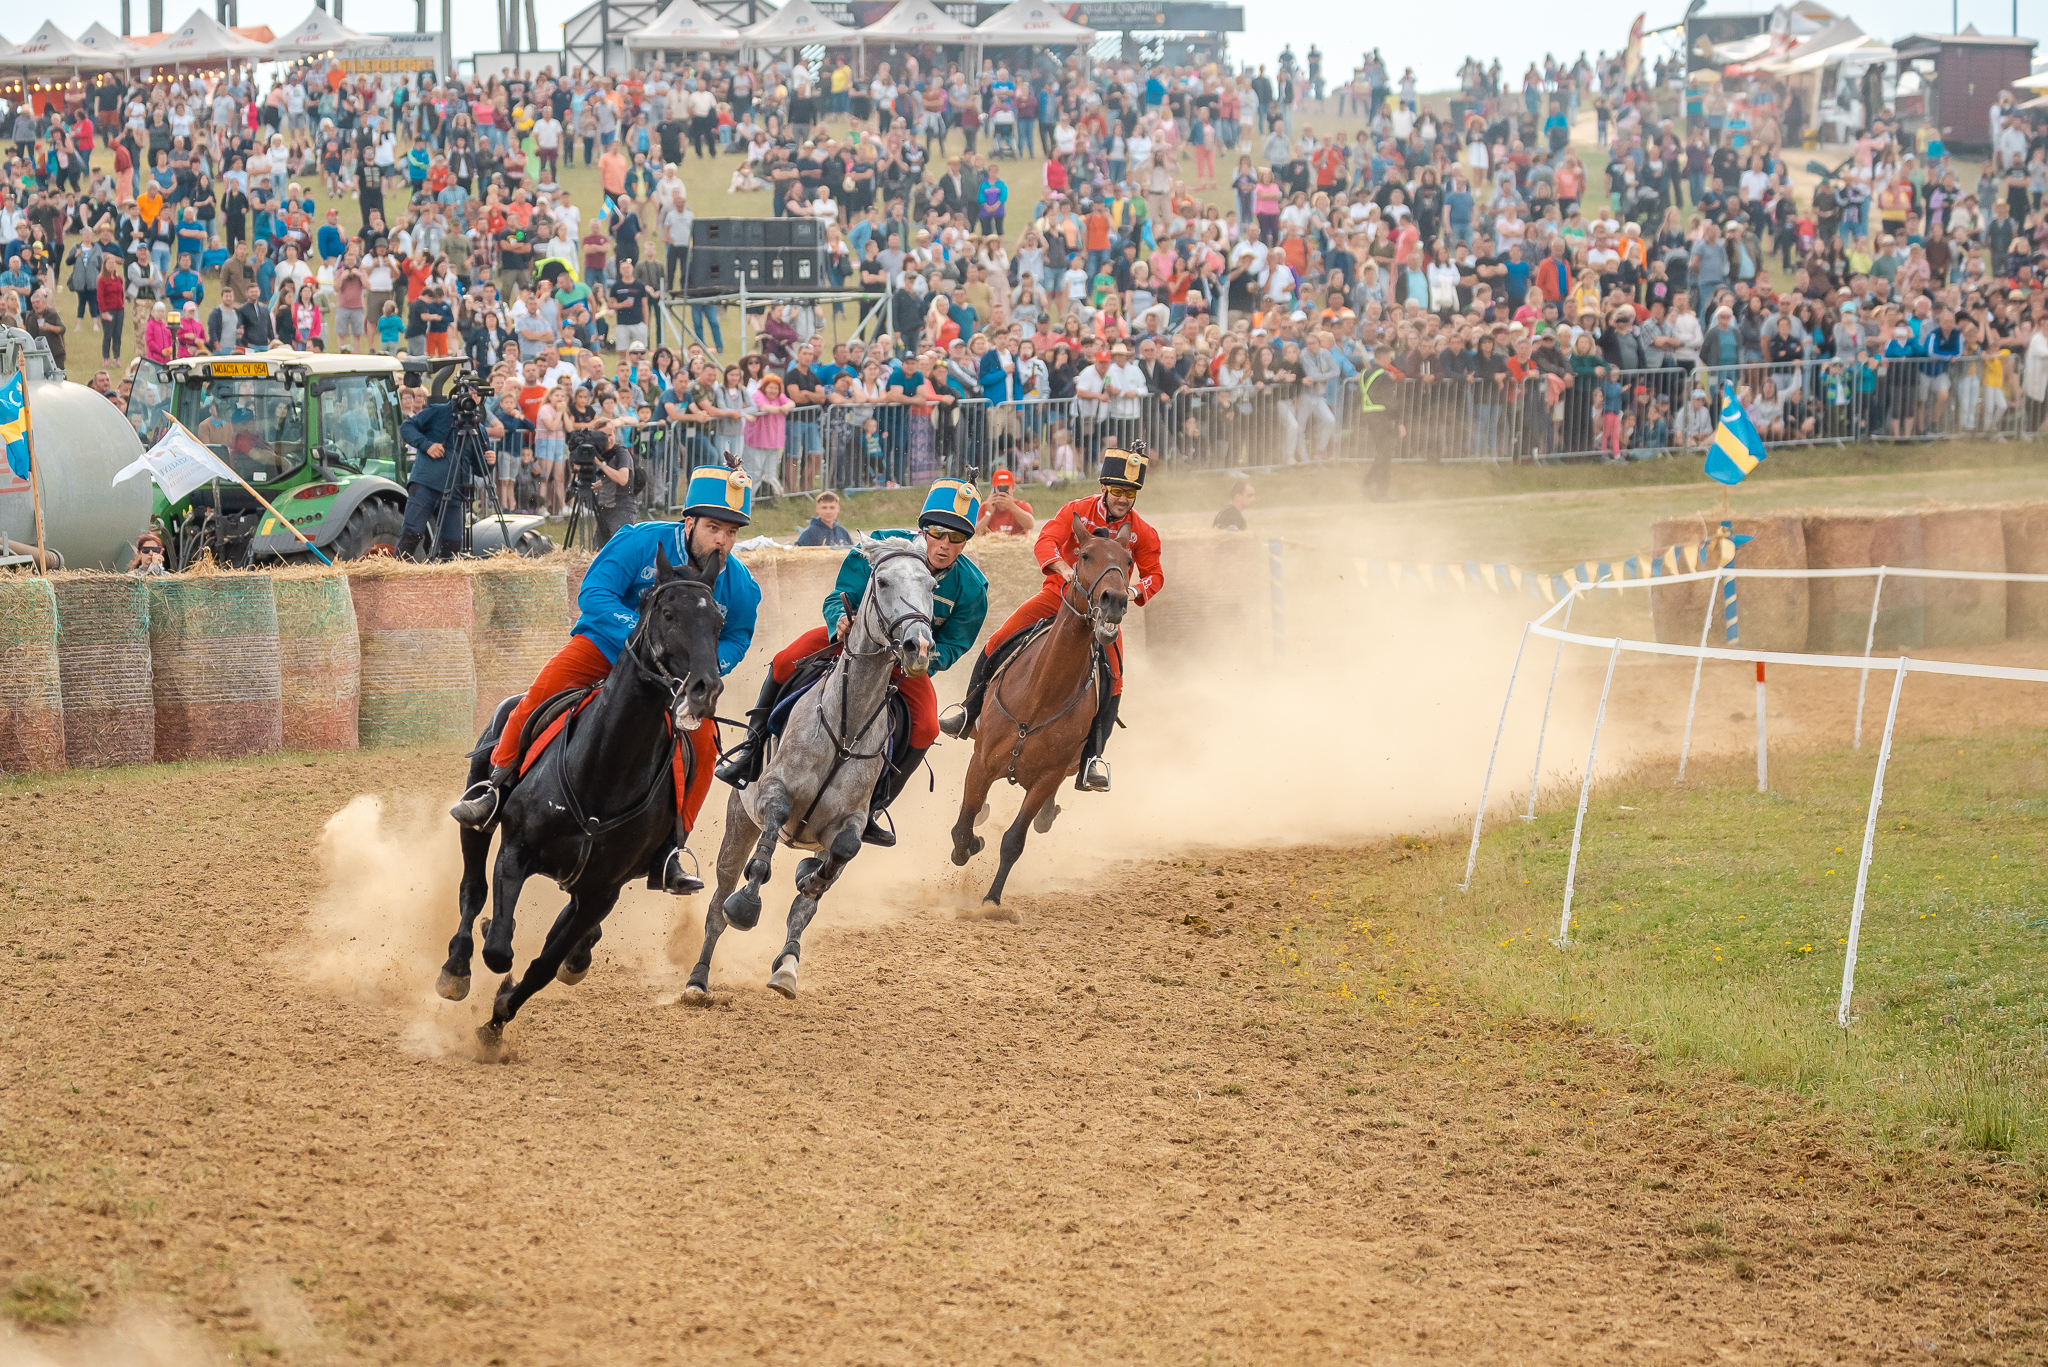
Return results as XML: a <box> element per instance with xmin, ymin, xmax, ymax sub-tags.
<box><xmin>947</xmin><ymin>527</ymin><xmax>1134</xmax><ymax>907</ymax></box>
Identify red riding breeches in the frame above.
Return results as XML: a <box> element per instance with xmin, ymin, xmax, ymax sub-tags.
<box><xmin>488</xmin><ymin>632</ymin><xmax>718</xmax><ymax>829</ymax></box>
<box><xmin>771</xmin><ymin>625</ymin><xmax>939</xmax><ymax>747</ymax></box>
<box><xmin>984</xmin><ymin>585</ymin><xmax>1126</xmax><ymax>695</ymax></box>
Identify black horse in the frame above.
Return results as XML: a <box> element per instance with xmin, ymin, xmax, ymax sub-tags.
<box><xmin>437</xmin><ymin>547</ymin><xmax>727</xmax><ymax>1059</ymax></box>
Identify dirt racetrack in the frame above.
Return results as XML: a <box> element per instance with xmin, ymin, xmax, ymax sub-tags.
<box><xmin>4</xmin><ymin>747</ymin><xmax>2047</xmax><ymax>1366</ymax></box>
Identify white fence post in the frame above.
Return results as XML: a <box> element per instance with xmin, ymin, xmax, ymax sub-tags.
<box><xmin>1676</xmin><ymin>571</ymin><xmax>1722</xmax><ymax>782</ymax></box>
<box><xmin>1460</xmin><ymin>621</ymin><xmax>1533</xmax><ymax>893</ymax></box>
<box><xmin>1755</xmin><ymin>661</ymin><xmax>1768</xmax><ymax>793</ymax></box>
<box><xmin>1854</xmin><ymin>567</ymin><xmax>1888</xmax><ymax>749</ymax></box>
<box><xmin>1524</xmin><ymin>593</ymin><xmax>1578</xmax><ymax>820</ymax></box>
<box><xmin>1839</xmin><ymin>655</ymin><xmax>1911</xmax><ymax>1028</ymax></box>
<box><xmin>1556</xmin><ymin>638</ymin><xmax>1622</xmax><ymax>947</ymax></box>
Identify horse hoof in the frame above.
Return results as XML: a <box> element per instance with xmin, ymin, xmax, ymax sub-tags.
<box><xmin>436</xmin><ymin>969</ymin><xmax>471</xmax><ymax>1002</ymax></box>
<box><xmin>767</xmin><ymin>959</ymin><xmax>798</xmax><ymax>999</ymax></box>
<box><xmin>724</xmin><ymin>883</ymin><xmax>763</xmax><ymax>932</ymax></box>
<box><xmin>556</xmin><ymin>963</ymin><xmax>589</xmax><ymax>986</ymax></box>
<box><xmin>680</xmin><ymin>983</ymin><xmax>713</xmax><ymax>1007</ymax></box>
<box><xmin>474</xmin><ymin>1022</ymin><xmax>505</xmax><ymax>1062</ymax></box>
<box><xmin>1034</xmin><ymin>802</ymin><xmax>1061</xmax><ymax>834</ymax></box>
<box><xmin>481</xmin><ymin>946</ymin><xmax>514</xmax><ymax>974</ymax></box>
<box><xmin>974</xmin><ymin>802</ymin><xmax>990</xmax><ymax>829</ymax></box>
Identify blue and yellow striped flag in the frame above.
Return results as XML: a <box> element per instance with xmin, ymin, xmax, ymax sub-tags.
<box><xmin>0</xmin><ymin>372</ymin><xmax>29</xmax><ymax>480</ymax></box>
<box><xmin>1704</xmin><ymin>381</ymin><xmax>1767</xmax><ymax>486</ymax></box>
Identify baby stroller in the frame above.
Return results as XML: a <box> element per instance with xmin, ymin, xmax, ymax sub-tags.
<box><xmin>990</xmin><ymin>116</ymin><xmax>1020</xmax><ymax>159</ymax></box>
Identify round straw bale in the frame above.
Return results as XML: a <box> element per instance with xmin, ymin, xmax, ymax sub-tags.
<box><xmin>52</xmin><ymin>573</ymin><xmax>153</xmax><ymax>768</ymax></box>
<box><xmin>349</xmin><ymin>567</ymin><xmax>477</xmax><ymax>748</ymax></box>
<box><xmin>472</xmin><ymin>562</ymin><xmax>569</xmax><ymax>731</ymax></box>
<box><xmin>147</xmin><ymin>575</ymin><xmax>283</xmax><ymax>761</ymax></box>
<box><xmin>1919</xmin><ymin>507</ymin><xmax>2007</xmax><ymax>647</ymax></box>
<box><xmin>1800</xmin><ymin>510</ymin><xmax>1924</xmax><ymax>652</ymax></box>
<box><xmin>0</xmin><ymin>576</ymin><xmax>66</xmax><ymax>771</ymax></box>
<box><xmin>1649</xmin><ymin>515</ymin><xmax>1807</xmax><ymax>652</ymax></box>
<box><xmin>1999</xmin><ymin>502</ymin><xmax>2048</xmax><ymax>640</ymax></box>
<box><xmin>272</xmin><ymin>572</ymin><xmax>360</xmax><ymax>752</ymax></box>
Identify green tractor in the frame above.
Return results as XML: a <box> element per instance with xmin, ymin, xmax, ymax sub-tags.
<box><xmin>127</xmin><ymin>350</ymin><xmax>552</xmax><ymax>568</ymax></box>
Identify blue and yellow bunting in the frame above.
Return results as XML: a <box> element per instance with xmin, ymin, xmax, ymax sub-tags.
<box><xmin>1355</xmin><ymin>537</ymin><xmax>1738</xmax><ymax>602</ymax></box>
<box><xmin>1704</xmin><ymin>382</ymin><xmax>1768</xmax><ymax>486</ymax></box>
<box><xmin>0</xmin><ymin>372</ymin><xmax>30</xmax><ymax>480</ymax></box>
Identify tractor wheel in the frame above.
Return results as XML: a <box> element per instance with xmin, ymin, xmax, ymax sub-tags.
<box><xmin>329</xmin><ymin>500</ymin><xmax>404</xmax><ymax>561</ymax></box>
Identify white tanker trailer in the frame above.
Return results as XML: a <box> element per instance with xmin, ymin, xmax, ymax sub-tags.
<box><xmin>0</xmin><ymin>331</ymin><xmax>150</xmax><ymax>570</ymax></box>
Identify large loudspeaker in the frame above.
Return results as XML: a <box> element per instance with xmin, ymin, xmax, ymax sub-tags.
<box><xmin>686</xmin><ymin>217</ymin><xmax>825</xmax><ymax>294</ymax></box>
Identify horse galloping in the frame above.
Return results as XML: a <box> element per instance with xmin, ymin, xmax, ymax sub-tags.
<box><xmin>948</xmin><ymin>527</ymin><xmax>1133</xmax><ymax>907</ymax></box>
<box><xmin>687</xmin><ymin>536</ymin><xmax>937</xmax><ymax>1001</ymax></box>
<box><xmin>441</xmin><ymin>547</ymin><xmax>727</xmax><ymax>1057</ymax></box>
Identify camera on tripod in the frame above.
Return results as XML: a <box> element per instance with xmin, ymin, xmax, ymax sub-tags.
<box><xmin>566</xmin><ymin>428</ymin><xmax>609</xmax><ymax>496</ymax></box>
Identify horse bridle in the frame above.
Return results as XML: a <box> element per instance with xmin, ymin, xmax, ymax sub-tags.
<box><xmin>838</xmin><ymin>545</ymin><xmax>937</xmax><ymax>667</ymax></box>
<box><xmin>1059</xmin><ymin>553</ymin><xmax>1131</xmax><ymax>640</ymax></box>
<box><xmin>625</xmin><ymin>577</ymin><xmax>725</xmax><ymax>732</ymax></box>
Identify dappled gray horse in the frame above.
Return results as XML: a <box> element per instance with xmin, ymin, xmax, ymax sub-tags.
<box><xmin>686</xmin><ymin>537</ymin><xmax>936</xmax><ymax>1001</ymax></box>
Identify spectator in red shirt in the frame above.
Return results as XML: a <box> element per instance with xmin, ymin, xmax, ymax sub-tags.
<box><xmin>977</xmin><ymin>466</ymin><xmax>1035</xmax><ymax>536</ymax></box>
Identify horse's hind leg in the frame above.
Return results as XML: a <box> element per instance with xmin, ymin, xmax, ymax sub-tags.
<box><xmin>685</xmin><ymin>792</ymin><xmax>757</xmax><ymax>1004</ymax></box>
<box><xmin>477</xmin><ymin>885</ymin><xmax>621</xmax><ymax>1060</ymax></box>
<box><xmin>724</xmin><ymin>781</ymin><xmax>788</xmax><ymax>933</ymax></box>
<box><xmin>984</xmin><ymin>772</ymin><xmax>1064</xmax><ymax>909</ymax></box>
<box><xmin>555</xmin><ymin>903</ymin><xmax>600</xmax><ymax>985</ymax></box>
<box><xmin>480</xmin><ymin>842</ymin><xmax>530</xmax><ymax>975</ymax></box>
<box><xmin>439</xmin><ymin>825</ymin><xmax>493</xmax><ymax>1001</ymax></box>
<box><xmin>949</xmin><ymin>748</ymin><xmax>997</xmax><ymax>867</ymax></box>
<box><xmin>768</xmin><ymin>818</ymin><xmax>863</xmax><ymax>999</ymax></box>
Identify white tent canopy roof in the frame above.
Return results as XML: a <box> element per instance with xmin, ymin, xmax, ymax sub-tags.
<box><xmin>626</xmin><ymin>0</ymin><xmax>742</xmax><ymax>51</ymax></box>
<box><xmin>972</xmin><ymin>0</ymin><xmax>1094</xmax><ymax>41</ymax></box>
<box><xmin>13</xmin><ymin>19</ymin><xmax>127</xmax><ymax>70</ymax></box>
<box><xmin>1757</xmin><ymin>18</ymin><xmax>1895</xmax><ymax>73</ymax></box>
<box><xmin>738</xmin><ymin>0</ymin><xmax>859</xmax><ymax>47</ymax></box>
<box><xmin>75</xmin><ymin>21</ymin><xmax>144</xmax><ymax>62</ymax></box>
<box><xmin>270</xmin><ymin>7</ymin><xmax>374</xmax><ymax>53</ymax></box>
<box><xmin>153</xmin><ymin>8</ymin><xmax>274</xmax><ymax>62</ymax></box>
<box><xmin>860</xmin><ymin>0</ymin><xmax>978</xmax><ymax>41</ymax></box>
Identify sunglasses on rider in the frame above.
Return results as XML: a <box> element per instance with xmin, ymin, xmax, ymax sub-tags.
<box><xmin>924</xmin><ymin>527</ymin><xmax>970</xmax><ymax>545</ymax></box>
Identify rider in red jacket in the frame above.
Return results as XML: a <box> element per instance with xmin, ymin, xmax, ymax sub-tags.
<box><xmin>939</xmin><ymin>443</ymin><xmax>1163</xmax><ymax>792</ymax></box>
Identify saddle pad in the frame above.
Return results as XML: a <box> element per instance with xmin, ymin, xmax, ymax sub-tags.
<box><xmin>520</xmin><ymin>688</ymin><xmax>599</xmax><ymax>777</ymax></box>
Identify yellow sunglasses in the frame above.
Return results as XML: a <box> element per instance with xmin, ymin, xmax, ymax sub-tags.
<box><xmin>924</xmin><ymin>527</ymin><xmax>970</xmax><ymax>545</ymax></box>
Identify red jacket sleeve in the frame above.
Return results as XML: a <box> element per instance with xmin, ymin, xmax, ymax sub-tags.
<box><xmin>1033</xmin><ymin>499</ymin><xmax>1079</xmax><ymax>574</ymax></box>
<box><xmin>1131</xmin><ymin>519</ymin><xmax>1165</xmax><ymax>605</ymax></box>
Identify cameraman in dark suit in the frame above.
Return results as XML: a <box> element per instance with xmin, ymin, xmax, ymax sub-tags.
<box><xmin>566</xmin><ymin>385</ymin><xmax>637</xmax><ymax>546</ymax></box>
<box><xmin>397</xmin><ymin>378</ymin><xmax>504</xmax><ymax>560</ymax></box>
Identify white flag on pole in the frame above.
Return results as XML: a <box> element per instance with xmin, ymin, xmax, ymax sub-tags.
<box><xmin>113</xmin><ymin>424</ymin><xmax>242</xmax><ymax>505</ymax></box>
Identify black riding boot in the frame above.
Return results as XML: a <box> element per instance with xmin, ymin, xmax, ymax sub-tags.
<box><xmin>714</xmin><ymin>672</ymin><xmax>782</xmax><ymax>787</ymax></box>
<box><xmin>450</xmin><ymin>761</ymin><xmax>518</xmax><ymax>829</ymax></box>
<box><xmin>1075</xmin><ymin>692</ymin><xmax>1120</xmax><ymax>793</ymax></box>
<box><xmin>861</xmin><ymin>745</ymin><xmax>929</xmax><ymax>847</ymax></box>
<box><xmin>938</xmin><ymin>650</ymin><xmax>995</xmax><ymax>739</ymax></box>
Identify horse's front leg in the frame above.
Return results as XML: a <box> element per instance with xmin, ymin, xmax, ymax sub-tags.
<box><xmin>724</xmin><ymin>779</ymin><xmax>789</xmax><ymax>932</ymax></box>
<box><xmin>477</xmin><ymin>883</ymin><xmax>622</xmax><ymax>1061</ymax></box>
<box><xmin>685</xmin><ymin>791</ymin><xmax>758</xmax><ymax>1005</ymax></box>
<box><xmin>480</xmin><ymin>840</ymin><xmax>530</xmax><ymax>975</ymax></box>
<box><xmin>770</xmin><ymin>816</ymin><xmax>864</xmax><ymax>999</ymax></box>
<box><xmin>949</xmin><ymin>741</ymin><xmax>999</xmax><ymax>867</ymax></box>
<box><xmin>984</xmin><ymin>771</ymin><xmax>1065</xmax><ymax>909</ymax></box>
<box><xmin>554</xmin><ymin>902</ymin><xmax>600</xmax><ymax>984</ymax></box>
<box><xmin>439</xmin><ymin>823</ymin><xmax>494</xmax><ymax>1000</ymax></box>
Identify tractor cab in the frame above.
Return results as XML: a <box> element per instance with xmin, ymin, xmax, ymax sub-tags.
<box><xmin>129</xmin><ymin>350</ymin><xmax>412</xmax><ymax>568</ymax></box>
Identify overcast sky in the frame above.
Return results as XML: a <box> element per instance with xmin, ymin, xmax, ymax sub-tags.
<box><xmin>26</xmin><ymin>0</ymin><xmax>2044</xmax><ymax>89</ymax></box>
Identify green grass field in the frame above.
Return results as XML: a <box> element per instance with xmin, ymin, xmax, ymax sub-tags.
<box><xmin>1267</xmin><ymin>735</ymin><xmax>2048</xmax><ymax>1157</ymax></box>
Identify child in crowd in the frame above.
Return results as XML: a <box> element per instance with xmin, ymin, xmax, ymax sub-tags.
<box><xmin>376</xmin><ymin>299</ymin><xmax>405</xmax><ymax>354</ymax></box>
<box><xmin>1596</xmin><ymin>365</ymin><xmax>1627</xmax><ymax>461</ymax></box>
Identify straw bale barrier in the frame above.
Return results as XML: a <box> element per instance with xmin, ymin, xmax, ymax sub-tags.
<box><xmin>348</xmin><ymin>564</ymin><xmax>477</xmax><ymax>748</ymax></box>
<box><xmin>147</xmin><ymin>575</ymin><xmax>283</xmax><ymax>762</ymax></box>
<box><xmin>1919</xmin><ymin>508</ymin><xmax>2007</xmax><ymax>647</ymax></box>
<box><xmin>562</xmin><ymin>551</ymin><xmax>594</xmax><ymax>632</ymax></box>
<box><xmin>472</xmin><ymin>561</ymin><xmax>569</xmax><ymax>730</ymax></box>
<box><xmin>1999</xmin><ymin>502</ymin><xmax>2048</xmax><ymax>640</ymax></box>
<box><xmin>1800</xmin><ymin>510</ymin><xmax>1924</xmax><ymax>652</ymax></box>
<box><xmin>0</xmin><ymin>575</ymin><xmax>66</xmax><ymax>771</ymax></box>
<box><xmin>271</xmin><ymin>569</ymin><xmax>361</xmax><ymax>752</ymax></box>
<box><xmin>1649</xmin><ymin>514</ymin><xmax>1808</xmax><ymax>653</ymax></box>
<box><xmin>51</xmin><ymin>573</ymin><xmax>153</xmax><ymax>768</ymax></box>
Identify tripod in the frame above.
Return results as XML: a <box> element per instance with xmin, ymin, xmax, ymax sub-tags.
<box><xmin>424</xmin><ymin>420</ymin><xmax>503</xmax><ymax>561</ymax></box>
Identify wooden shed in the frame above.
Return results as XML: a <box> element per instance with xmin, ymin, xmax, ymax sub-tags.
<box><xmin>1892</xmin><ymin>27</ymin><xmax>2037</xmax><ymax>150</ymax></box>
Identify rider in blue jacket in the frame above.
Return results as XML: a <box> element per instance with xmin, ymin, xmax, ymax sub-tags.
<box><xmin>451</xmin><ymin>465</ymin><xmax>762</xmax><ymax>894</ymax></box>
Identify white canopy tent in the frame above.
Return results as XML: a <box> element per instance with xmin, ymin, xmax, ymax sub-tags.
<box><xmin>737</xmin><ymin>0</ymin><xmax>859</xmax><ymax>53</ymax></box>
<box><xmin>1756</xmin><ymin>18</ymin><xmax>1895</xmax><ymax>74</ymax></box>
<box><xmin>972</xmin><ymin>0</ymin><xmax>1094</xmax><ymax>44</ymax></box>
<box><xmin>269</xmin><ymin>7</ymin><xmax>375</xmax><ymax>56</ymax></box>
<box><xmin>626</xmin><ymin>0</ymin><xmax>743</xmax><ymax>53</ymax></box>
<box><xmin>860</xmin><ymin>0</ymin><xmax>978</xmax><ymax>43</ymax></box>
<box><xmin>13</xmin><ymin>20</ymin><xmax>130</xmax><ymax>72</ymax></box>
<box><xmin>75</xmin><ymin>22</ymin><xmax>144</xmax><ymax>67</ymax></box>
<box><xmin>152</xmin><ymin>9</ymin><xmax>274</xmax><ymax>63</ymax></box>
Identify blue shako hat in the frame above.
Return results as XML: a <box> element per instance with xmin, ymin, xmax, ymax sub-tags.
<box><xmin>918</xmin><ymin>478</ymin><xmax>981</xmax><ymax>536</ymax></box>
<box><xmin>683</xmin><ymin>465</ymin><xmax>753</xmax><ymax>526</ymax></box>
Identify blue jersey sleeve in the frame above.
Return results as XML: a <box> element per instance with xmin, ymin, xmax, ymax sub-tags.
<box><xmin>821</xmin><ymin>546</ymin><xmax>873</xmax><ymax>639</ymax></box>
<box><xmin>572</xmin><ymin>521</ymin><xmax>671</xmax><ymax>662</ymax></box>
<box><xmin>714</xmin><ymin>556</ymin><xmax>760</xmax><ymax>675</ymax></box>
